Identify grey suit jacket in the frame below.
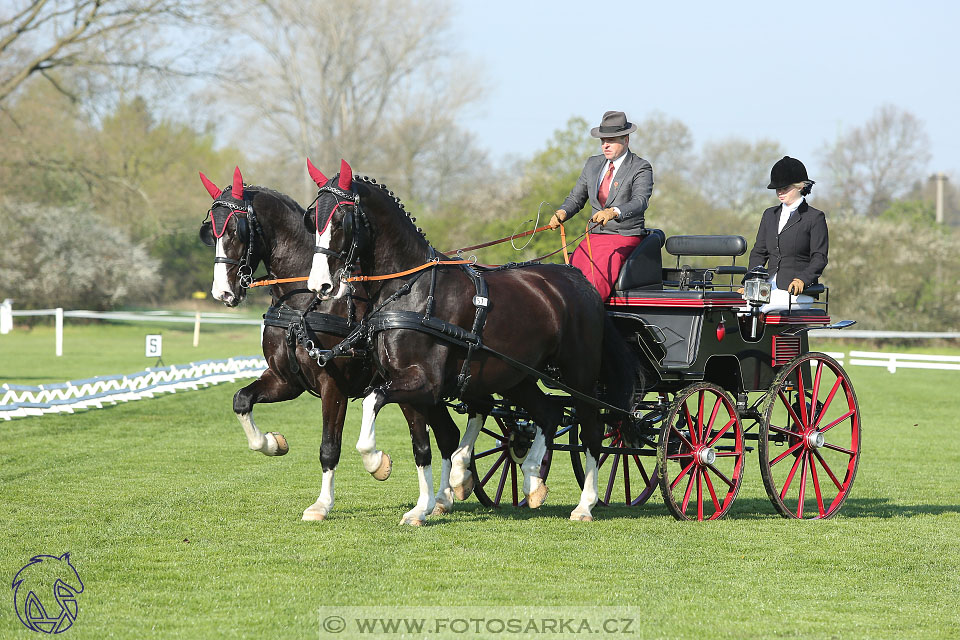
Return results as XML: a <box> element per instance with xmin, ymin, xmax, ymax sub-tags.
<box><xmin>559</xmin><ymin>150</ymin><xmax>653</xmax><ymax>236</ymax></box>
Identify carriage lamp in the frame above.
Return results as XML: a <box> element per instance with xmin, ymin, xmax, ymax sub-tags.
<box><xmin>743</xmin><ymin>277</ymin><xmax>772</xmax><ymax>306</ymax></box>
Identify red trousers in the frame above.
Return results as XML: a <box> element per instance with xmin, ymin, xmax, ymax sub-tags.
<box><xmin>570</xmin><ymin>233</ymin><xmax>644</xmax><ymax>301</ymax></box>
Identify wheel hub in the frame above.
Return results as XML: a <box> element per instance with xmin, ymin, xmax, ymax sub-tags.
<box><xmin>805</xmin><ymin>430</ymin><xmax>825</xmax><ymax>450</ymax></box>
<box><xmin>696</xmin><ymin>446</ymin><xmax>716</xmax><ymax>466</ymax></box>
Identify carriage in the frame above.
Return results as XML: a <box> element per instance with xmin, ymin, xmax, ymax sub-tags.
<box><xmin>199</xmin><ymin>163</ymin><xmax>860</xmax><ymax>524</ymax></box>
<box><xmin>460</xmin><ymin>229</ymin><xmax>861</xmax><ymax>521</ymax></box>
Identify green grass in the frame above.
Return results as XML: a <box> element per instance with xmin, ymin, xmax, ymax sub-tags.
<box><xmin>2</xmin><ymin>324</ymin><xmax>959</xmax><ymax>639</ymax></box>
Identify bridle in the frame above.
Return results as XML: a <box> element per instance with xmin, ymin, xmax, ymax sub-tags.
<box><xmin>201</xmin><ymin>197</ymin><xmax>265</xmax><ymax>289</ymax></box>
<box><xmin>310</xmin><ymin>181</ymin><xmax>367</xmax><ymax>283</ymax></box>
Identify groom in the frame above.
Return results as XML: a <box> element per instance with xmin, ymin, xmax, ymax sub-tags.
<box><xmin>548</xmin><ymin>110</ymin><xmax>654</xmax><ymax>301</ymax></box>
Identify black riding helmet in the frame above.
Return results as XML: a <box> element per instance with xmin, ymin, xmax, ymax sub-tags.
<box><xmin>767</xmin><ymin>156</ymin><xmax>814</xmax><ymax>191</ymax></box>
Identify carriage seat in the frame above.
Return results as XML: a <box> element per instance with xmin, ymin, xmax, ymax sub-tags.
<box><xmin>661</xmin><ymin>235</ymin><xmax>747</xmax><ymax>290</ymax></box>
<box><xmin>614</xmin><ymin>228</ymin><xmax>666</xmax><ymax>291</ymax></box>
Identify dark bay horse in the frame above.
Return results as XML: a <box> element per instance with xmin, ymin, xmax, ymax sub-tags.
<box><xmin>197</xmin><ymin>167</ymin><xmax>465</xmax><ymax>523</ymax></box>
<box><xmin>305</xmin><ymin>160</ymin><xmax>637</xmax><ymax>521</ymax></box>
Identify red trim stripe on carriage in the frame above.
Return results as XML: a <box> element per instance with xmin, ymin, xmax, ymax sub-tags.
<box><xmin>607</xmin><ymin>296</ymin><xmax>746</xmax><ymax>308</ymax></box>
<box><xmin>764</xmin><ymin>314</ymin><xmax>831</xmax><ymax>324</ymax></box>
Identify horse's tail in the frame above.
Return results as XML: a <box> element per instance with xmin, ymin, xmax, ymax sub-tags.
<box><xmin>599</xmin><ymin>313</ymin><xmax>642</xmax><ymax>412</ymax></box>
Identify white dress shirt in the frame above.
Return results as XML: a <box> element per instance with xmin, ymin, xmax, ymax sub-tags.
<box><xmin>597</xmin><ymin>151</ymin><xmax>628</xmax><ymax>215</ymax></box>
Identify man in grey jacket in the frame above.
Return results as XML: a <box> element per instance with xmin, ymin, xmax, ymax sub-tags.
<box><xmin>548</xmin><ymin>110</ymin><xmax>654</xmax><ymax>300</ymax></box>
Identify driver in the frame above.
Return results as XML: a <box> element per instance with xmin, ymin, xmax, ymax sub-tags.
<box><xmin>547</xmin><ymin>111</ymin><xmax>654</xmax><ymax>301</ymax></box>
<box><xmin>745</xmin><ymin>156</ymin><xmax>828</xmax><ymax>312</ymax></box>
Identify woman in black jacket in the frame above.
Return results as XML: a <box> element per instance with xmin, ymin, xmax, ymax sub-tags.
<box><xmin>747</xmin><ymin>156</ymin><xmax>828</xmax><ymax>312</ymax></box>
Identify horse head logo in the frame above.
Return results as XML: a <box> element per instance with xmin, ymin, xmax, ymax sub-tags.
<box><xmin>12</xmin><ymin>552</ymin><xmax>84</xmax><ymax>634</ymax></box>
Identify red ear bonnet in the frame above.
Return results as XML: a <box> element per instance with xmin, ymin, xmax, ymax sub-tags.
<box><xmin>231</xmin><ymin>166</ymin><xmax>244</xmax><ymax>200</ymax></box>
<box><xmin>338</xmin><ymin>159</ymin><xmax>352</xmax><ymax>191</ymax></box>
<box><xmin>306</xmin><ymin>158</ymin><xmax>328</xmax><ymax>186</ymax></box>
<box><xmin>199</xmin><ymin>172</ymin><xmax>222</xmax><ymax>199</ymax></box>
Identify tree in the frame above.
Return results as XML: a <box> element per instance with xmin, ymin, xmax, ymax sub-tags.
<box><xmin>0</xmin><ymin>0</ymin><xmax>215</xmax><ymax>106</ymax></box>
<box><xmin>819</xmin><ymin>104</ymin><xmax>931</xmax><ymax>217</ymax></box>
<box><xmin>697</xmin><ymin>137</ymin><xmax>785</xmax><ymax>216</ymax></box>
<box><xmin>225</xmin><ymin>0</ymin><xmax>487</xmax><ymax>207</ymax></box>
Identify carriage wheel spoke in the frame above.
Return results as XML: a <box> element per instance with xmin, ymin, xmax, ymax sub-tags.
<box><xmin>598</xmin><ymin>450</ymin><xmax>611</xmax><ymax>467</ymax></box>
<box><xmin>706</xmin><ymin>463</ymin><xmax>736</xmax><ymax>489</ymax></box>
<box><xmin>707</xmin><ymin>417</ymin><xmax>737</xmax><ymax>448</ymax></box>
<box><xmin>822</xmin><ymin>441</ymin><xmax>856</xmax><ymax>456</ymax></box>
<box><xmin>696</xmin><ymin>470</ymin><xmax>704</xmax><ymax>520</ymax></box>
<box><xmin>797</xmin><ymin>454</ymin><xmax>809</xmax><ymax>518</ymax></box>
<box><xmin>671</xmin><ymin>459</ymin><xmax>696</xmax><ymax>490</ymax></box>
<box><xmin>770</xmin><ymin>440</ymin><xmax>804</xmax><ymax>467</ymax></box>
<box><xmin>702</xmin><ymin>469</ymin><xmax>722</xmax><ymax>512</ymax></box>
<box><xmin>623</xmin><ymin>454</ymin><xmax>632</xmax><ymax>503</ymax></box>
<box><xmin>494</xmin><ymin>458</ymin><xmax>510</xmax><ymax>504</ymax></box>
<box><xmin>510</xmin><ymin>461</ymin><xmax>518</xmax><ymax>505</ymax></box>
<box><xmin>633</xmin><ymin>455</ymin><xmax>651</xmax><ymax>485</ymax></box>
<box><xmin>810</xmin><ymin>457</ymin><xmax>826</xmax><ymax>517</ymax></box>
<box><xmin>480</xmin><ymin>427</ymin><xmax>503</xmax><ymax>440</ymax></box>
<box><xmin>604</xmin><ymin>453</ymin><xmax>621</xmax><ymax>503</ymax></box>
<box><xmin>779</xmin><ymin>452</ymin><xmax>804</xmax><ymax>500</ymax></box>
<box><xmin>474</xmin><ymin>446</ymin><xmax>503</xmax><ymax>460</ymax></box>
<box><xmin>680</xmin><ymin>467</ymin><xmax>696</xmax><ymax>515</ymax></box>
<box><xmin>480</xmin><ymin>451</ymin><xmax>507</xmax><ymax>486</ymax></box>
<box><xmin>810</xmin><ymin>361</ymin><xmax>823</xmax><ymax>415</ymax></box>
<box><xmin>670</xmin><ymin>425</ymin><xmax>695</xmax><ymax>451</ymax></box>
<box><xmin>682</xmin><ymin>404</ymin><xmax>698</xmax><ymax>444</ymax></box>
<box><xmin>696</xmin><ymin>391</ymin><xmax>707</xmax><ymax>444</ymax></box>
<box><xmin>813</xmin><ymin>378</ymin><xmax>843</xmax><ymax>428</ymax></box>
<box><xmin>814</xmin><ymin>450</ymin><xmax>844</xmax><ymax>490</ymax></box>
<box><xmin>819</xmin><ymin>409</ymin><xmax>856</xmax><ymax>434</ymax></box>
<box><xmin>768</xmin><ymin>423</ymin><xmax>804</xmax><ymax>439</ymax></box>
<box><xmin>705</xmin><ymin>396</ymin><xmax>722</xmax><ymax>443</ymax></box>
<box><xmin>779</xmin><ymin>391</ymin><xmax>806</xmax><ymax>429</ymax></box>
<box><xmin>796</xmin><ymin>367</ymin><xmax>808</xmax><ymax>426</ymax></box>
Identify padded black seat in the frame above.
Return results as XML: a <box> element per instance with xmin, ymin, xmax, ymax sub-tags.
<box><xmin>665</xmin><ymin>235</ymin><xmax>746</xmax><ymax>257</ymax></box>
<box><xmin>614</xmin><ymin>229</ymin><xmax>665</xmax><ymax>291</ymax></box>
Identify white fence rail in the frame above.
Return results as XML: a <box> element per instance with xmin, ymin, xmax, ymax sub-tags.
<box><xmin>1</xmin><ymin>356</ymin><xmax>266</xmax><ymax>421</ymax></box>
<box><xmin>847</xmin><ymin>351</ymin><xmax>960</xmax><ymax>373</ymax></box>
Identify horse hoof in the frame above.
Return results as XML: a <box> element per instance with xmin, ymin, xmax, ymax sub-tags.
<box><xmin>302</xmin><ymin>509</ymin><xmax>327</xmax><ymax>521</ymax></box>
<box><xmin>431</xmin><ymin>503</ymin><xmax>451</xmax><ymax>516</ymax></box>
<box><xmin>570</xmin><ymin>512</ymin><xmax>594</xmax><ymax>522</ymax></box>
<box><xmin>270</xmin><ymin>432</ymin><xmax>289</xmax><ymax>456</ymax></box>
<box><xmin>372</xmin><ymin>452</ymin><xmax>392</xmax><ymax>481</ymax></box>
<box><xmin>527</xmin><ymin>484</ymin><xmax>549</xmax><ymax>509</ymax></box>
<box><xmin>400</xmin><ymin>516</ymin><xmax>425</xmax><ymax>527</ymax></box>
<box><xmin>452</xmin><ymin>472</ymin><xmax>475</xmax><ymax>501</ymax></box>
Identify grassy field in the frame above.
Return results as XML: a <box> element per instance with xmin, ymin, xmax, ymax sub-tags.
<box><xmin>2</xmin><ymin>323</ymin><xmax>959</xmax><ymax>639</ymax></box>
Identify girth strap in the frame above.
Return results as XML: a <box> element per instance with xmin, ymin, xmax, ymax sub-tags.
<box><xmin>263</xmin><ymin>306</ymin><xmax>353</xmax><ymax>337</ymax></box>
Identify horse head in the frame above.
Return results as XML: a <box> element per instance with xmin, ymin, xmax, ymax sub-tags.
<box><xmin>304</xmin><ymin>158</ymin><xmax>363</xmax><ymax>300</ymax></box>
<box><xmin>198</xmin><ymin>167</ymin><xmax>260</xmax><ymax>307</ymax></box>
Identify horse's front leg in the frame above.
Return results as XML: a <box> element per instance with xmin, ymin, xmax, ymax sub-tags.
<box><xmin>398</xmin><ymin>402</ymin><xmax>434</xmax><ymax>526</ymax></box>
<box><xmin>355</xmin><ymin>392</ymin><xmax>393</xmax><ymax>481</ymax></box>
<box><xmin>303</xmin><ymin>380</ymin><xmax>347</xmax><ymax>521</ymax></box>
<box><xmin>233</xmin><ymin>369</ymin><xmax>303</xmax><ymax>456</ymax></box>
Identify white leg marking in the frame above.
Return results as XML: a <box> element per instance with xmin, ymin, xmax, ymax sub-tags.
<box><xmin>571</xmin><ymin>450</ymin><xmax>599</xmax><ymax>521</ymax></box>
<box><xmin>432</xmin><ymin>458</ymin><xmax>454</xmax><ymax>515</ymax></box>
<box><xmin>356</xmin><ymin>393</ymin><xmax>386</xmax><ymax>475</ymax></box>
<box><xmin>449</xmin><ymin>414</ymin><xmax>483</xmax><ymax>490</ymax></box>
<box><xmin>237</xmin><ymin>412</ymin><xmax>281</xmax><ymax>455</ymax></box>
<box><xmin>302</xmin><ymin>469</ymin><xmax>335</xmax><ymax>521</ymax></box>
<box><xmin>401</xmin><ymin>465</ymin><xmax>435</xmax><ymax>526</ymax></box>
<box><xmin>522</xmin><ymin>427</ymin><xmax>549</xmax><ymax>508</ymax></box>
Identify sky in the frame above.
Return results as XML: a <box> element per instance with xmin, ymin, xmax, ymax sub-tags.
<box><xmin>449</xmin><ymin>0</ymin><xmax>959</xmax><ymax>180</ymax></box>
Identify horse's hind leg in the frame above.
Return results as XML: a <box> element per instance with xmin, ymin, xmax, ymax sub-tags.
<box><xmin>570</xmin><ymin>400</ymin><xmax>602</xmax><ymax>522</ymax></box>
<box><xmin>502</xmin><ymin>380</ymin><xmax>561</xmax><ymax>509</ymax></box>
<box><xmin>233</xmin><ymin>369</ymin><xmax>304</xmax><ymax>456</ymax></box>
<box><xmin>303</xmin><ymin>381</ymin><xmax>348</xmax><ymax>521</ymax></box>
<box><xmin>424</xmin><ymin>404</ymin><xmax>461</xmax><ymax>515</ymax></box>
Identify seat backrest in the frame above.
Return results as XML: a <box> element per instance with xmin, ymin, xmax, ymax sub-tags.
<box><xmin>614</xmin><ymin>229</ymin><xmax>665</xmax><ymax>292</ymax></box>
<box><xmin>664</xmin><ymin>235</ymin><xmax>746</xmax><ymax>257</ymax></box>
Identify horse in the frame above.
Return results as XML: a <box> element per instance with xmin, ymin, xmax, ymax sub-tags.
<box><xmin>197</xmin><ymin>166</ymin><xmax>469</xmax><ymax>523</ymax></box>
<box><xmin>305</xmin><ymin>160</ymin><xmax>638</xmax><ymax>522</ymax></box>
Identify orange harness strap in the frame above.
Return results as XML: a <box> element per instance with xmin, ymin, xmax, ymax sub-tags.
<box><xmin>345</xmin><ymin>259</ymin><xmax>473</xmax><ymax>282</ymax></box>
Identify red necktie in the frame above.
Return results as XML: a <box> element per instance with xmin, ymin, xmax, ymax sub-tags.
<box><xmin>598</xmin><ymin>161</ymin><xmax>615</xmax><ymax>207</ymax></box>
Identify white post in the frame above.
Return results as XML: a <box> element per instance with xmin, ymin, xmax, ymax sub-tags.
<box><xmin>0</xmin><ymin>299</ymin><xmax>12</xmax><ymax>334</ymax></box>
<box><xmin>935</xmin><ymin>172</ymin><xmax>946</xmax><ymax>225</ymax></box>
<box><xmin>55</xmin><ymin>307</ymin><xmax>63</xmax><ymax>356</ymax></box>
<box><xmin>193</xmin><ymin>311</ymin><xmax>201</xmax><ymax>347</ymax></box>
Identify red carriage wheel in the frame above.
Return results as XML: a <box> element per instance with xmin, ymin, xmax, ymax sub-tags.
<box><xmin>468</xmin><ymin>414</ymin><xmax>552</xmax><ymax>507</ymax></box>
<box><xmin>759</xmin><ymin>353</ymin><xmax>860</xmax><ymax>519</ymax></box>
<box><xmin>657</xmin><ymin>383</ymin><xmax>745</xmax><ymax>521</ymax></box>
<box><xmin>569</xmin><ymin>399</ymin><xmax>663</xmax><ymax>507</ymax></box>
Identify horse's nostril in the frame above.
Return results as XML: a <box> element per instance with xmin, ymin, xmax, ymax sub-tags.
<box><xmin>319</xmin><ymin>283</ymin><xmax>333</xmax><ymax>296</ymax></box>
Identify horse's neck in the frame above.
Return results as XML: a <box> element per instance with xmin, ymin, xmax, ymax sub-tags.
<box><xmin>259</xmin><ymin>203</ymin><xmax>313</xmax><ymax>279</ymax></box>
<box><xmin>365</xmin><ymin>222</ymin><xmax>433</xmax><ymax>303</ymax></box>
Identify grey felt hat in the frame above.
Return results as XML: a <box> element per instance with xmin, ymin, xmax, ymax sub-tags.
<box><xmin>590</xmin><ymin>111</ymin><xmax>638</xmax><ymax>138</ymax></box>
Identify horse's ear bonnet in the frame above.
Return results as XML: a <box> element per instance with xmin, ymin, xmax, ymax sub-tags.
<box><xmin>199</xmin><ymin>167</ymin><xmax>248</xmax><ymax>247</ymax></box>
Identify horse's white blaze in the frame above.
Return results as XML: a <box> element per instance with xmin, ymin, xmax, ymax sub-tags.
<box><xmin>356</xmin><ymin>392</ymin><xmax>384</xmax><ymax>474</ymax></box>
<box><xmin>401</xmin><ymin>465</ymin><xmax>435</xmax><ymax>525</ymax></box>
<box><xmin>303</xmin><ymin>469</ymin><xmax>336</xmax><ymax>519</ymax></box>
<box><xmin>211</xmin><ymin>238</ymin><xmax>233</xmax><ymax>302</ymax></box>
<box><xmin>307</xmin><ymin>229</ymin><xmax>334</xmax><ymax>294</ymax></box>
<box><xmin>521</xmin><ymin>427</ymin><xmax>547</xmax><ymax>496</ymax></box>
<box><xmin>450</xmin><ymin>414</ymin><xmax>484</xmax><ymax>489</ymax></box>
<box><xmin>571</xmin><ymin>450</ymin><xmax>600</xmax><ymax>520</ymax></box>
<box><xmin>434</xmin><ymin>458</ymin><xmax>454</xmax><ymax>512</ymax></box>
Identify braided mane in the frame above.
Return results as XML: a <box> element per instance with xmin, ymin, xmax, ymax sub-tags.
<box><xmin>354</xmin><ymin>174</ymin><xmax>431</xmax><ymax>247</ymax></box>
